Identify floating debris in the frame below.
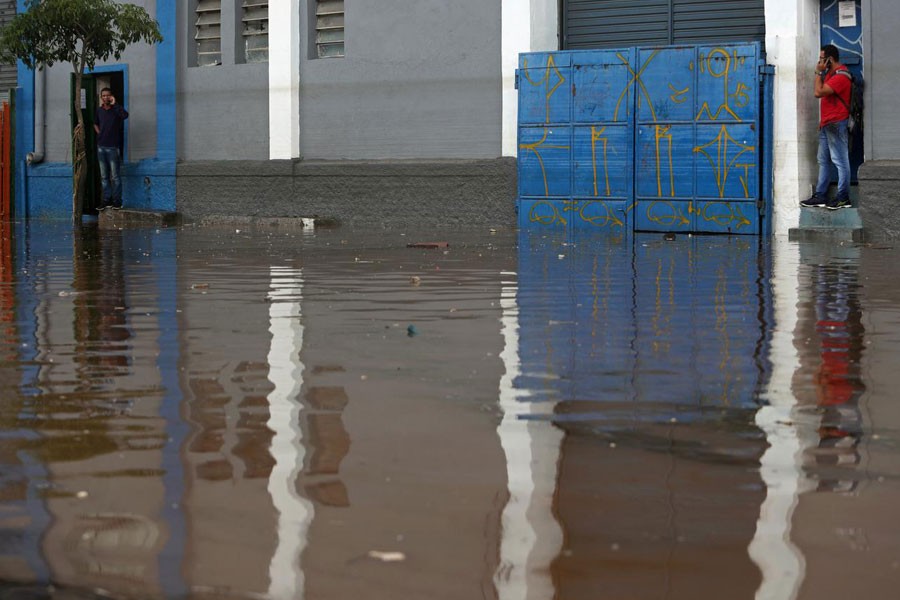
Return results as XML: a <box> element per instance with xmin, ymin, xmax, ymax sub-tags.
<box><xmin>368</xmin><ymin>550</ymin><xmax>406</xmax><ymax>562</ymax></box>
<box><xmin>407</xmin><ymin>241</ymin><xmax>449</xmax><ymax>249</ymax></box>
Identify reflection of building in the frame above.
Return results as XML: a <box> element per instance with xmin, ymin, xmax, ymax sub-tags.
<box><xmin>0</xmin><ymin>224</ymin><xmax>177</xmax><ymax>593</ymax></box>
<box><xmin>507</xmin><ymin>231</ymin><xmax>773</xmax><ymax>597</ymax></box>
<box><xmin>786</xmin><ymin>244</ymin><xmax>899</xmax><ymax>599</ymax></box>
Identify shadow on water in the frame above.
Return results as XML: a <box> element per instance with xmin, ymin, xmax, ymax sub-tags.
<box><xmin>0</xmin><ymin>222</ymin><xmax>897</xmax><ymax>599</ymax></box>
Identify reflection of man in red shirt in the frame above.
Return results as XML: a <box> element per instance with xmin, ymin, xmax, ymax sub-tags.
<box><xmin>801</xmin><ymin>44</ymin><xmax>853</xmax><ymax>210</ymax></box>
<box><xmin>812</xmin><ymin>264</ymin><xmax>864</xmax><ymax>492</ymax></box>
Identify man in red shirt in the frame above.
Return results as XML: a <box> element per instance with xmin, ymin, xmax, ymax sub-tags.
<box><xmin>801</xmin><ymin>44</ymin><xmax>852</xmax><ymax>210</ymax></box>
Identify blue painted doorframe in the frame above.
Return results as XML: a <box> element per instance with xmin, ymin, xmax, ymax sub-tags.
<box><xmin>820</xmin><ymin>0</ymin><xmax>863</xmax><ymax>182</ymax></box>
<box><xmin>516</xmin><ymin>42</ymin><xmax>774</xmax><ymax>236</ymax></box>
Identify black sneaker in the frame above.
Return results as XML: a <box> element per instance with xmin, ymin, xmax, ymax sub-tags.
<box><xmin>97</xmin><ymin>205</ymin><xmax>109</xmax><ymax>212</ymax></box>
<box><xmin>111</xmin><ymin>204</ymin><xmax>123</xmax><ymax>210</ymax></box>
<box><xmin>800</xmin><ymin>195</ymin><xmax>826</xmax><ymax>208</ymax></box>
<box><xmin>826</xmin><ymin>197</ymin><xmax>850</xmax><ymax>210</ymax></box>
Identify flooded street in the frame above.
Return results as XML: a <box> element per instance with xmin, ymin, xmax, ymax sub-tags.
<box><xmin>1</xmin><ymin>221</ymin><xmax>899</xmax><ymax>599</ymax></box>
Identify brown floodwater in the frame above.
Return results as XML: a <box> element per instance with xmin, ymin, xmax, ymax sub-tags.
<box><xmin>0</xmin><ymin>220</ymin><xmax>898</xmax><ymax>599</ymax></box>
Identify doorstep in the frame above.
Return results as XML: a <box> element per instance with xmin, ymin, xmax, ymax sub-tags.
<box><xmin>788</xmin><ymin>206</ymin><xmax>866</xmax><ymax>242</ymax></box>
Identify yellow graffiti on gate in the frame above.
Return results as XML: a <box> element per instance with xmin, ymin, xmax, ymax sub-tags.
<box><xmin>529</xmin><ymin>199</ymin><xmax>628</xmax><ymax>229</ymax></box>
<box><xmin>520</xmin><ymin>128</ymin><xmax>570</xmax><ymax>196</ymax></box>
<box><xmin>521</xmin><ymin>55</ymin><xmax>566</xmax><ymax>124</ymax></box>
<box><xmin>590</xmin><ymin>126</ymin><xmax>611</xmax><ymax>197</ymax></box>
<box><xmin>646</xmin><ymin>201</ymin><xmax>690</xmax><ymax>227</ymax></box>
<box><xmin>655</xmin><ymin>125</ymin><xmax>676</xmax><ymax>197</ymax></box>
<box><xmin>699</xmin><ymin>202</ymin><xmax>753</xmax><ymax>229</ymax></box>
<box><xmin>669</xmin><ymin>84</ymin><xmax>689</xmax><ymax>104</ymax></box>
<box><xmin>693</xmin><ymin>125</ymin><xmax>756</xmax><ymax>198</ymax></box>
<box><xmin>614</xmin><ymin>50</ymin><xmax>659</xmax><ymax>123</ymax></box>
<box><xmin>529</xmin><ymin>199</ymin><xmax>570</xmax><ymax>226</ymax></box>
<box><xmin>580</xmin><ymin>200</ymin><xmax>625</xmax><ymax>228</ymax></box>
<box><xmin>696</xmin><ymin>48</ymin><xmax>749</xmax><ymax>122</ymax></box>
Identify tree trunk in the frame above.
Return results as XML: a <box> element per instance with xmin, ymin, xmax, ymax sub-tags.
<box><xmin>72</xmin><ymin>70</ymin><xmax>86</xmax><ymax>224</ymax></box>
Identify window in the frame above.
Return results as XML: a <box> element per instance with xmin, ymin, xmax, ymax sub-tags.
<box><xmin>195</xmin><ymin>0</ymin><xmax>222</xmax><ymax>66</ymax></box>
<box><xmin>316</xmin><ymin>0</ymin><xmax>344</xmax><ymax>58</ymax></box>
<box><xmin>242</xmin><ymin>1</ymin><xmax>268</xmax><ymax>63</ymax></box>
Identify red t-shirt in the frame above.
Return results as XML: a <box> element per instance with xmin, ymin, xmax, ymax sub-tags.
<box><xmin>820</xmin><ymin>66</ymin><xmax>852</xmax><ymax>127</ymax></box>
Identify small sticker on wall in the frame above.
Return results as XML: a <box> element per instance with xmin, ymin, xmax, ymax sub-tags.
<box><xmin>80</xmin><ymin>88</ymin><xmax>87</xmax><ymax>109</ymax></box>
<box><xmin>839</xmin><ymin>1</ymin><xmax>857</xmax><ymax>28</ymax></box>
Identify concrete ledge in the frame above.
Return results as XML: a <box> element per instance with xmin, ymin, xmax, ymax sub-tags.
<box><xmin>190</xmin><ymin>215</ymin><xmax>340</xmax><ymax>229</ymax></box>
<box><xmin>790</xmin><ymin>206</ymin><xmax>866</xmax><ymax>241</ymax></box>
<box><xmin>98</xmin><ymin>208</ymin><xmax>181</xmax><ymax>228</ymax></box>
<box><xmin>175</xmin><ymin>158</ymin><xmax>518</xmax><ymax>228</ymax></box>
<box><xmin>858</xmin><ymin>161</ymin><xmax>900</xmax><ymax>240</ymax></box>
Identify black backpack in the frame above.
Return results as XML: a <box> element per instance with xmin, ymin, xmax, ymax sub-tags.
<box><xmin>834</xmin><ymin>69</ymin><xmax>864</xmax><ymax>143</ymax></box>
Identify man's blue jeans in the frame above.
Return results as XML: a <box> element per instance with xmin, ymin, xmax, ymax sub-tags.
<box><xmin>815</xmin><ymin>119</ymin><xmax>850</xmax><ymax>201</ymax></box>
<box><xmin>97</xmin><ymin>146</ymin><xmax>122</xmax><ymax>206</ymax></box>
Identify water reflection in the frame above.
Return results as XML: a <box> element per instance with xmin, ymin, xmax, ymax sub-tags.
<box><xmin>797</xmin><ymin>248</ymin><xmax>866</xmax><ymax>491</ymax></box>
<box><xmin>509</xmin><ymin>232</ymin><xmax>770</xmax><ymax>598</ymax></box>
<box><xmin>0</xmin><ymin>223</ymin><xmax>893</xmax><ymax>599</ymax></box>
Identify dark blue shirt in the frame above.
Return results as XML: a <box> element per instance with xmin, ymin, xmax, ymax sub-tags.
<box><xmin>94</xmin><ymin>104</ymin><xmax>128</xmax><ymax>148</ymax></box>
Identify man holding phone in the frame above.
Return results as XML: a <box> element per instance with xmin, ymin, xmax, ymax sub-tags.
<box><xmin>93</xmin><ymin>87</ymin><xmax>128</xmax><ymax>210</ymax></box>
<box><xmin>801</xmin><ymin>44</ymin><xmax>853</xmax><ymax>210</ymax></box>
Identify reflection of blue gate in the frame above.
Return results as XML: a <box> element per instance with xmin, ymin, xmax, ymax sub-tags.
<box><xmin>517</xmin><ymin>42</ymin><xmax>774</xmax><ymax>236</ymax></box>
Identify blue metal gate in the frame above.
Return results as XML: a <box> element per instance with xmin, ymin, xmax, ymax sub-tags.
<box><xmin>517</xmin><ymin>42</ymin><xmax>773</xmax><ymax>235</ymax></box>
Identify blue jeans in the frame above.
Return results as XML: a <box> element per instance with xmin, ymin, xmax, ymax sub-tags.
<box><xmin>97</xmin><ymin>146</ymin><xmax>122</xmax><ymax>206</ymax></box>
<box><xmin>815</xmin><ymin>119</ymin><xmax>850</xmax><ymax>201</ymax></box>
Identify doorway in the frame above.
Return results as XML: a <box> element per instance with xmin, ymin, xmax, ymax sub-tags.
<box><xmin>71</xmin><ymin>70</ymin><xmax>125</xmax><ymax>214</ymax></box>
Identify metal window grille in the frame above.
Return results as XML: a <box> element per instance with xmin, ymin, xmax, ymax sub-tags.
<box><xmin>242</xmin><ymin>0</ymin><xmax>268</xmax><ymax>63</ymax></box>
<box><xmin>316</xmin><ymin>0</ymin><xmax>344</xmax><ymax>58</ymax></box>
<box><xmin>195</xmin><ymin>0</ymin><xmax>222</xmax><ymax>66</ymax></box>
<box><xmin>0</xmin><ymin>0</ymin><xmax>16</xmax><ymax>98</ymax></box>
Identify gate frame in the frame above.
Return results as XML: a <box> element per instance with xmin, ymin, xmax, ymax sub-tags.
<box><xmin>516</xmin><ymin>42</ymin><xmax>775</xmax><ymax>236</ymax></box>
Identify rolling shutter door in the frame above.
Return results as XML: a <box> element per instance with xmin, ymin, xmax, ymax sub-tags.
<box><xmin>563</xmin><ymin>0</ymin><xmax>765</xmax><ymax>49</ymax></box>
<box><xmin>564</xmin><ymin>0</ymin><xmax>670</xmax><ymax>49</ymax></box>
<box><xmin>673</xmin><ymin>0</ymin><xmax>765</xmax><ymax>45</ymax></box>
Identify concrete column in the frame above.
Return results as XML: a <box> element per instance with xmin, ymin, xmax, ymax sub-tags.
<box><xmin>269</xmin><ymin>0</ymin><xmax>301</xmax><ymax>159</ymax></box>
<box><xmin>765</xmin><ymin>0</ymin><xmax>822</xmax><ymax>235</ymax></box>
<box><xmin>501</xmin><ymin>0</ymin><xmax>558</xmax><ymax>157</ymax></box>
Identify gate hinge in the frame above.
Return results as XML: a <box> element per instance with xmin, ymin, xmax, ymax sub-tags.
<box><xmin>757</xmin><ymin>198</ymin><xmax>765</xmax><ymax>214</ymax></box>
<box><xmin>514</xmin><ymin>70</ymin><xmax>519</xmax><ymax>90</ymax></box>
<box><xmin>758</xmin><ymin>64</ymin><xmax>775</xmax><ymax>82</ymax></box>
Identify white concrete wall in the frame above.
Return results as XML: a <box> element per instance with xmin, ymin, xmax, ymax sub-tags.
<box><xmin>765</xmin><ymin>0</ymin><xmax>822</xmax><ymax>236</ymax></box>
<box><xmin>269</xmin><ymin>0</ymin><xmax>301</xmax><ymax>159</ymax></box>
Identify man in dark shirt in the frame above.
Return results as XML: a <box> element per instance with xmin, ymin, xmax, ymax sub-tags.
<box><xmin>93</xmin><ymin>87</ymin><xmax>128</xmax><ymax>210</ymax></box>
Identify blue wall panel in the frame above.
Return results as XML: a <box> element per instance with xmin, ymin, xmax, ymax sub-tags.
<box><xmin>518</xmin><ymin>126</ymin><xmax>572</xmax><ymax>198</ymax></box>
<box><xmin>573</xmin><ymin>125</ymin><xmax>630</xmax><ymax>199</ymax></box>
<box><xmin>635</xmin><ymin>123</ymin><xmax>695</xmax><ymax>199</ymax></box>
<box><xmin>518</xmin><ymin>53</ymin><xmax>572</xmax><ymax>125</ymax></box>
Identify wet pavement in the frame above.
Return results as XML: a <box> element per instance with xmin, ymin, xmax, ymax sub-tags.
<box><xmin>0</xmin><ymin>220</ymin><xmax>899</xmax><ymax>599</ymax></box>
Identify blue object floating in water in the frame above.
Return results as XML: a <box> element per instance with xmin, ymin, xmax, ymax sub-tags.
<box><xmin>407</xmin><ymin>325</ymin><xmax>418</xmax><ymax>337</ymax></box>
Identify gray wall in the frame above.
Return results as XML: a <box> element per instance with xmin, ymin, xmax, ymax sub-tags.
<box><xmin>177</xmin><ymin>0</ymin><xmax>268</xmax><ymax>160</ymax></box>
<box><xmin>863</xmin><ymin>0</ymin><xmax>900</xmax><ymax>160</ymax></box>
<box><xmin>297</xmin><ymin>0</ymin><xmax>502</xmax><ymax>160</ymax></box>
<box><xmin>42</xmin><ymin>0</ymin><xmax>158</xmax><ymax>163</ymax></box>
<box><xmin>0</xmin><ymin>0</ymin><xmax>16</xmax><ymax>101</ymax></box>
